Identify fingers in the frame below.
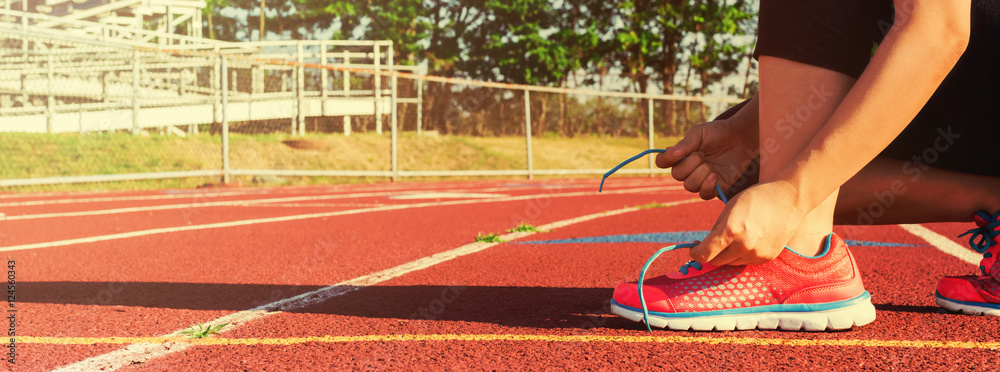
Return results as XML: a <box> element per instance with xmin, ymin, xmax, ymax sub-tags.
<box><xmin>694</xmin><ymin>225</ymin><xmax>781</xmax><ymax>267</ymax></box>
<box><xmin>656</xmin><ymin>125</ymin><xmax>704</xmax><ymax>169</ymax></box>
<box><xmin>696</xmin><ymin>225</ymin><xmax>781</xmax><ymax>266</ymax></box>
<box><xmin>682</xmin><ymin>163</ymin><xmax>712</xmax><ymax>195</ymax></box>
<box><xmin>692</xmin><ymin>209</ymin><xmax>777</xmax><ymax>266</ymax></box>
<box><xmin>690</xmin><ymin>225</ymin><xmax>731</xmax><ymax>264</ymax></box>
<box><xmin>708</xmin><ymin>243</ymin><xmax>750</xmax><ymax>267</ymax></box>
<box><xmin>686</xmin><ymin>183</ymin><xmax>796</xmax><ymax>267</ymax></box>
<box><xmin>698</xmin><ymin>174</ymin><xmax>720</xmax><ymax>200</ymax></box>
<box><xmin>670</xmin><ymin>152</ymin><xmax>703</xmax><ymax>182</ymax></box>
<box><xmin>655</xmin><ymin>147</ymin><xmax>687</xmax><ymax>169</ymax></box>
<box><xmin>697</xmin><ymin>229</ymin><xmax>764</xmax><ymax>267</ymax></box>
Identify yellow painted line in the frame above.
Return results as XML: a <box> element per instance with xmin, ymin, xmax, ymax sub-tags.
<box><xmin>14</xmin><ymin>334</ymin><xmax>1000</xmax><ymax>349</ymax></box>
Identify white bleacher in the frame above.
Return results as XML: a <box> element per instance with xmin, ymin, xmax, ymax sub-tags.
<box><xmin>0</xmin><ymin>4</ymin><xmax>418</xmax><ymax>135</ymax></box>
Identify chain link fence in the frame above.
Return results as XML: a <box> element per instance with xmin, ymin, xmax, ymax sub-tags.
<box><xmin>0</xmin><ymin>25</ymin><xmax>744</xmax><ymax>191</ymax></box>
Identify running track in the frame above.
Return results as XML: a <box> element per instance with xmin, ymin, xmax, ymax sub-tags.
<box><xmin>1</xmin><ymin>178</ymin><xmax>997</xmax><ymax>371</ymax></box>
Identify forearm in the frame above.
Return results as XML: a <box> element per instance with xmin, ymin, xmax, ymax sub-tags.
<box><xmin>710</xmin><ymin>93</ymin><xmax>760</xmax><ymax>139</ymax></box>
<box><xmin>773</xmin><ymin>2</ymin><xmax>971</xmax><ymax>213</ymax></box>
<box><xmin>730</xmin><ymin>93</ymin><xmax>760</xmax><ymax>127</ymax></box>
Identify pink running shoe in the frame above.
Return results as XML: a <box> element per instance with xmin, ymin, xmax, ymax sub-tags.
<box><xmin>936</xmin><ymin>210</ymin><xmax>1000</xmax><ymax>315</ymax></box>
<box><xmin>610</xmin><ymin>233</ymin><xmax>876</xmax><ymax>331</ymax></box>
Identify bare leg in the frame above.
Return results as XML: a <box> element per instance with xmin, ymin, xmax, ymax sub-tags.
<box><xmin>836</xmin><ymin>157</ymin><xmax>1000</xmax><ymax>225</ymax></box>
<box><xmin>758</xmin><ymin>56</ymin><xmax>855</xmax><ymax>256</ymax></box>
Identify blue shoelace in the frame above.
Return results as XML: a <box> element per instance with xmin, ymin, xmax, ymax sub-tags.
<box><xmin>958</xmin><ymin>210</ymin><xmax>1000</xmax><ymax>274</ymax></box>
<box><xmin>600</xmin><ymin>148</ymin><xmax>728</xmax><ymax>331</ymax></box>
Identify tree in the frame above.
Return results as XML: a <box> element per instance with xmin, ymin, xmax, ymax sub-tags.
<box><xmin>363</xmin><ymin>0</ymin><xmax>429</xmax><ymax>65</ymax></box>
<box><xmin>198</xmin><ymin>0</ymin><xmax>758</xmax><ymax>136</ymax></box>
<box><xmin>202</xmin><ymin>0</ymin><xmax>236</xmax><ymax>41</ymax></box>
<box><xmin>677</xmin><ymin>0</ymin><xmax>754</xmax><ymax>129</ymax></box>
<box><xmin>640</xmin><ymin>0</ymin><xmax>755</xmax><ymax>135</ymax></box>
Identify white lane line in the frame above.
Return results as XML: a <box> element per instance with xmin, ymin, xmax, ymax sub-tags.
<box><xmin>3</xmin><ymin>184</ymin><xmax>684</xmax><ymax>221</ymax></box>
<box><xmin>0</xmin><ymin>185</ymin><xmax>683</xmax><ymax>252</ymax></box>
<box><xmin>0</xmin><ymin>190</ymin><xmax>264</xmax><ymax>207</ymax></box>
<box><xmin>0</xmin><ymin>190</ymin><xmax>114</xmax><ymax>200</ymax></box>
<box><xmin>898</xmin><ymin>224</ymin><xmax>980</xmax><ymax>266</ymax></box>
<box><xmin>51</xmin><ymin>198</ymin><xmax>702</xmax><ymax>372</ymax></box>
<box><xmin>0</xmin><ymin>189</ymin><xmax>201</xmax><ymax>200</ymax></box>
<box><xmin>388</xmin><ymin>192</ymin><xmax>510</xmax><ymax>200</ymax></box>
<box><xmin>0</xmin><ymin>178</ymin><xmax>668</xmax><ymax>207</ymax></box>
<box><xmin>2</xmin><ymin>190</ymin><xmax>448</xmax><ymax>221</ymax></box>
<box><xmin>230</xmin><ymin>203</ymin><xmax>387</xmax><ymax>208</ymax></box>
<box><xmin>0</xmin><ymin>182</ymin><xmax>481</xmax><ymax>206</ymax></box>
<box><xmin>0</xmin><ymin>184</ymin><xmax>488</xmax><ymax>206</ymax></box>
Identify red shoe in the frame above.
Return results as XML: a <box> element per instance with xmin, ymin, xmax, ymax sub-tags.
<box><xmin>936</xmin><ymin>211</ymin><xmax>1000</xmax><ymax>315</ymax></box>
<box><xmin>610</xmin><ymin>233</ymin><xmax>876</xmax><ymax>331</ymax></box>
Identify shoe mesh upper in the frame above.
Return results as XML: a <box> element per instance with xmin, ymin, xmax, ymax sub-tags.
<box><xmin>616</xmin><ymin>234</ymin><xmax>862</xmax><ymax>313</ymax></box>
<box><xmin>972</xmin><ymin>277</ymin><xmax>1000</xmax><ymax>303</ymax></box>
<box><xmin>938</xmin><ymin>210</ymin><xmax>1000</xmax><ymax>305</ymax></box>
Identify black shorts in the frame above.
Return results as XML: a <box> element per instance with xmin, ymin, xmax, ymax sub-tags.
<box><xmin>752</xmin><ymin>0</ymin><xmax>1000</xmax><ymax>178</ymax></box>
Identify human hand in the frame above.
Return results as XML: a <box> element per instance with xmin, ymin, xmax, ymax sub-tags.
<box><xmin>690</xmin><ymin>181</ymin><xmax>807</xmax><ymax>266</ymax></box>
<box><xmin>657</xmin><ymin>118</ymin><xmax>759</xmax><ymax>200</ymax></box>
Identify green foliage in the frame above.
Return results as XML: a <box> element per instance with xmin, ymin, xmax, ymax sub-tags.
<box><xmin>507</xmin><ymin>223</ymin><xmax>541</xmax><ymax>233</ymax></box>
<box><xmin>203</xmin><ymin>0</ymin><xmax>755</xmax><ymax>83</ymax></box>
<box><xmin>179</xmin><ymin>323</ymin><xmax>227</xmax><ymax>339</ymax></box>
<box><xmin>637</xmin><ymin>202</ymin><xmax>667</xmax><ymax>209</ymax></box>
<box><xmin>202</xmin><ymin>0</ymin><xmax>758</xmax><ymax>135</ymax></box>
<box><xmin>363</xmin><ymin>0</ymin><xmax>430</xmax><ymax>65</ymax></box>
<box><xmin>681</xmin><ymin>0</ymin><xmax>757</xmax><ymax>95</ymax></box>
<box><xmin>475</xmin><ymin>233</ymin><xmax>505</xmax><ymax>243</ymax></box>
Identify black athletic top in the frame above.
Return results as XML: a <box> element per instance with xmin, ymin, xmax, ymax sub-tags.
<box><xmin>753</xmin><ymin>0</ymin><xmax>1000</xmax><ymax>177</ymax></box>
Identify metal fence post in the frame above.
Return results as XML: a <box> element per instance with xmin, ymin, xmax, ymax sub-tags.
<box><xmin>648</xmin><ymin>97</ymin><xmax>655</xmax><ymax>177</ymax></box>
<box><xmin>20</xmin><ymin>1</ymin><xmax>27</xmax><ymax>52</ymax></box>
<box><xmin>230</xmin><ymin>68</ymin><xmax>238</xmax><ymax>131</ymax></box>
<box><xmin>221</xmin><ymin>56</ymin><xmax>230</xmax><ymax>184</ymax></box>
<box><xmin>78</xmin><ymin>103</ymin><xmax>84</xmax><ymax>134</ymax></box>
<box><xmin>101</xmin><ymin>71</ymin><xmax>108</xmax><ymax>102</ymax></box>
<box><xmin>343</xmin><ymin>50</ymin><xmax>351</xmax><ymax>136</ymax></box>
<box><xmin>289</xmin><ymin>67</ymin><xmax>296</xmax><ymax>135</ymax></box>
<box><xmin>189</xmin><ymin>65</ymin><xmax>199</xmax><ymax>135</ymax></box>
<box><xmin>416</xmin><ymin>77</ymin><xmax>423</xmax><ymax>136</ymax></box>
<box><xmin>524</xmin><ymin>89</ymin><xmax>533</xmax><ymax>180</ymax></box>
<box><xmin>212</xmin><ymin>49</ymin><xmax>220</xmax><ymax>131</ymax></box>
<box><xmin>373</xmin><ymin>43</ymin><xmax>382</xmax><ymax>135</ymax></box>
<box><xmin>177</xmin><ymin>67</ymin><xmax>184</xmax><ymax>96</ymax></box>
<box><xmin>249</xmin><ymin>65</ymin><xmax>256</xmax><ymax>126</ymax></box>
<box><xmin>165</xmin><ymin>5</ymin><xmax>173</xmax><ymax>44</ymax></box>
<box><xmin>132</xmin><ymin>50</ymin><xmax>140</xmax><ymax>134</ymax></box>
<box><xmin>320</xmin><ymin>41</ymin><xmax>328</xmax><ymax>117</ymax></box>
<box><xmin>296</xmin><ymin>41</ymin><xmax>305</xmax><ymax>136</ymax></box>
<box><xmin>46</xmin><ymin>53</ymin><xmax>54</xmax><ymax>134</ymax></box>
<box><xmin>389</xmin><ymin>43</ymin><xmax>398</xmax><ymax>181</ymax></box>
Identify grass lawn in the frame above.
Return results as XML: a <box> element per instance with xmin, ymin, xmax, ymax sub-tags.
<box><xmin>0</xmin><ymin>131</ymin><xmax>681</xmax><ymax>192</ymax></box>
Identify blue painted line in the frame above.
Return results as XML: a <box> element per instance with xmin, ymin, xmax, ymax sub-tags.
<box><xmin>518</xmin><ymin>231</ymin><xmax>711</xmax><ymax>245</ymax></box>
<box><xmin>516</xmin><ymin>231</ymin><xmax>923</xmax><ymax>247</ymax></box>
<box><xmin>844</xmin><ymin>240</ymin><xmax>922</xmax><ymax>247</ymax></box>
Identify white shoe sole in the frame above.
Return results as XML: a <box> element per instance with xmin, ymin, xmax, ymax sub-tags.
<box><xmin>610</xmin><ymin>296</ymin><xmax>877</xmax><ymax>331</ymax></box>
<box><xmin>936</xmin><ymin>295</ymin><xmax>1000</xmax><ymax>316</ymax></box>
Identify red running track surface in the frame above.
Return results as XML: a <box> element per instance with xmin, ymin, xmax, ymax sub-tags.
<box><xmin>1</xmin><ymin>178</ymin><xmax>996</xmax><ymax>371</ymax></box>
